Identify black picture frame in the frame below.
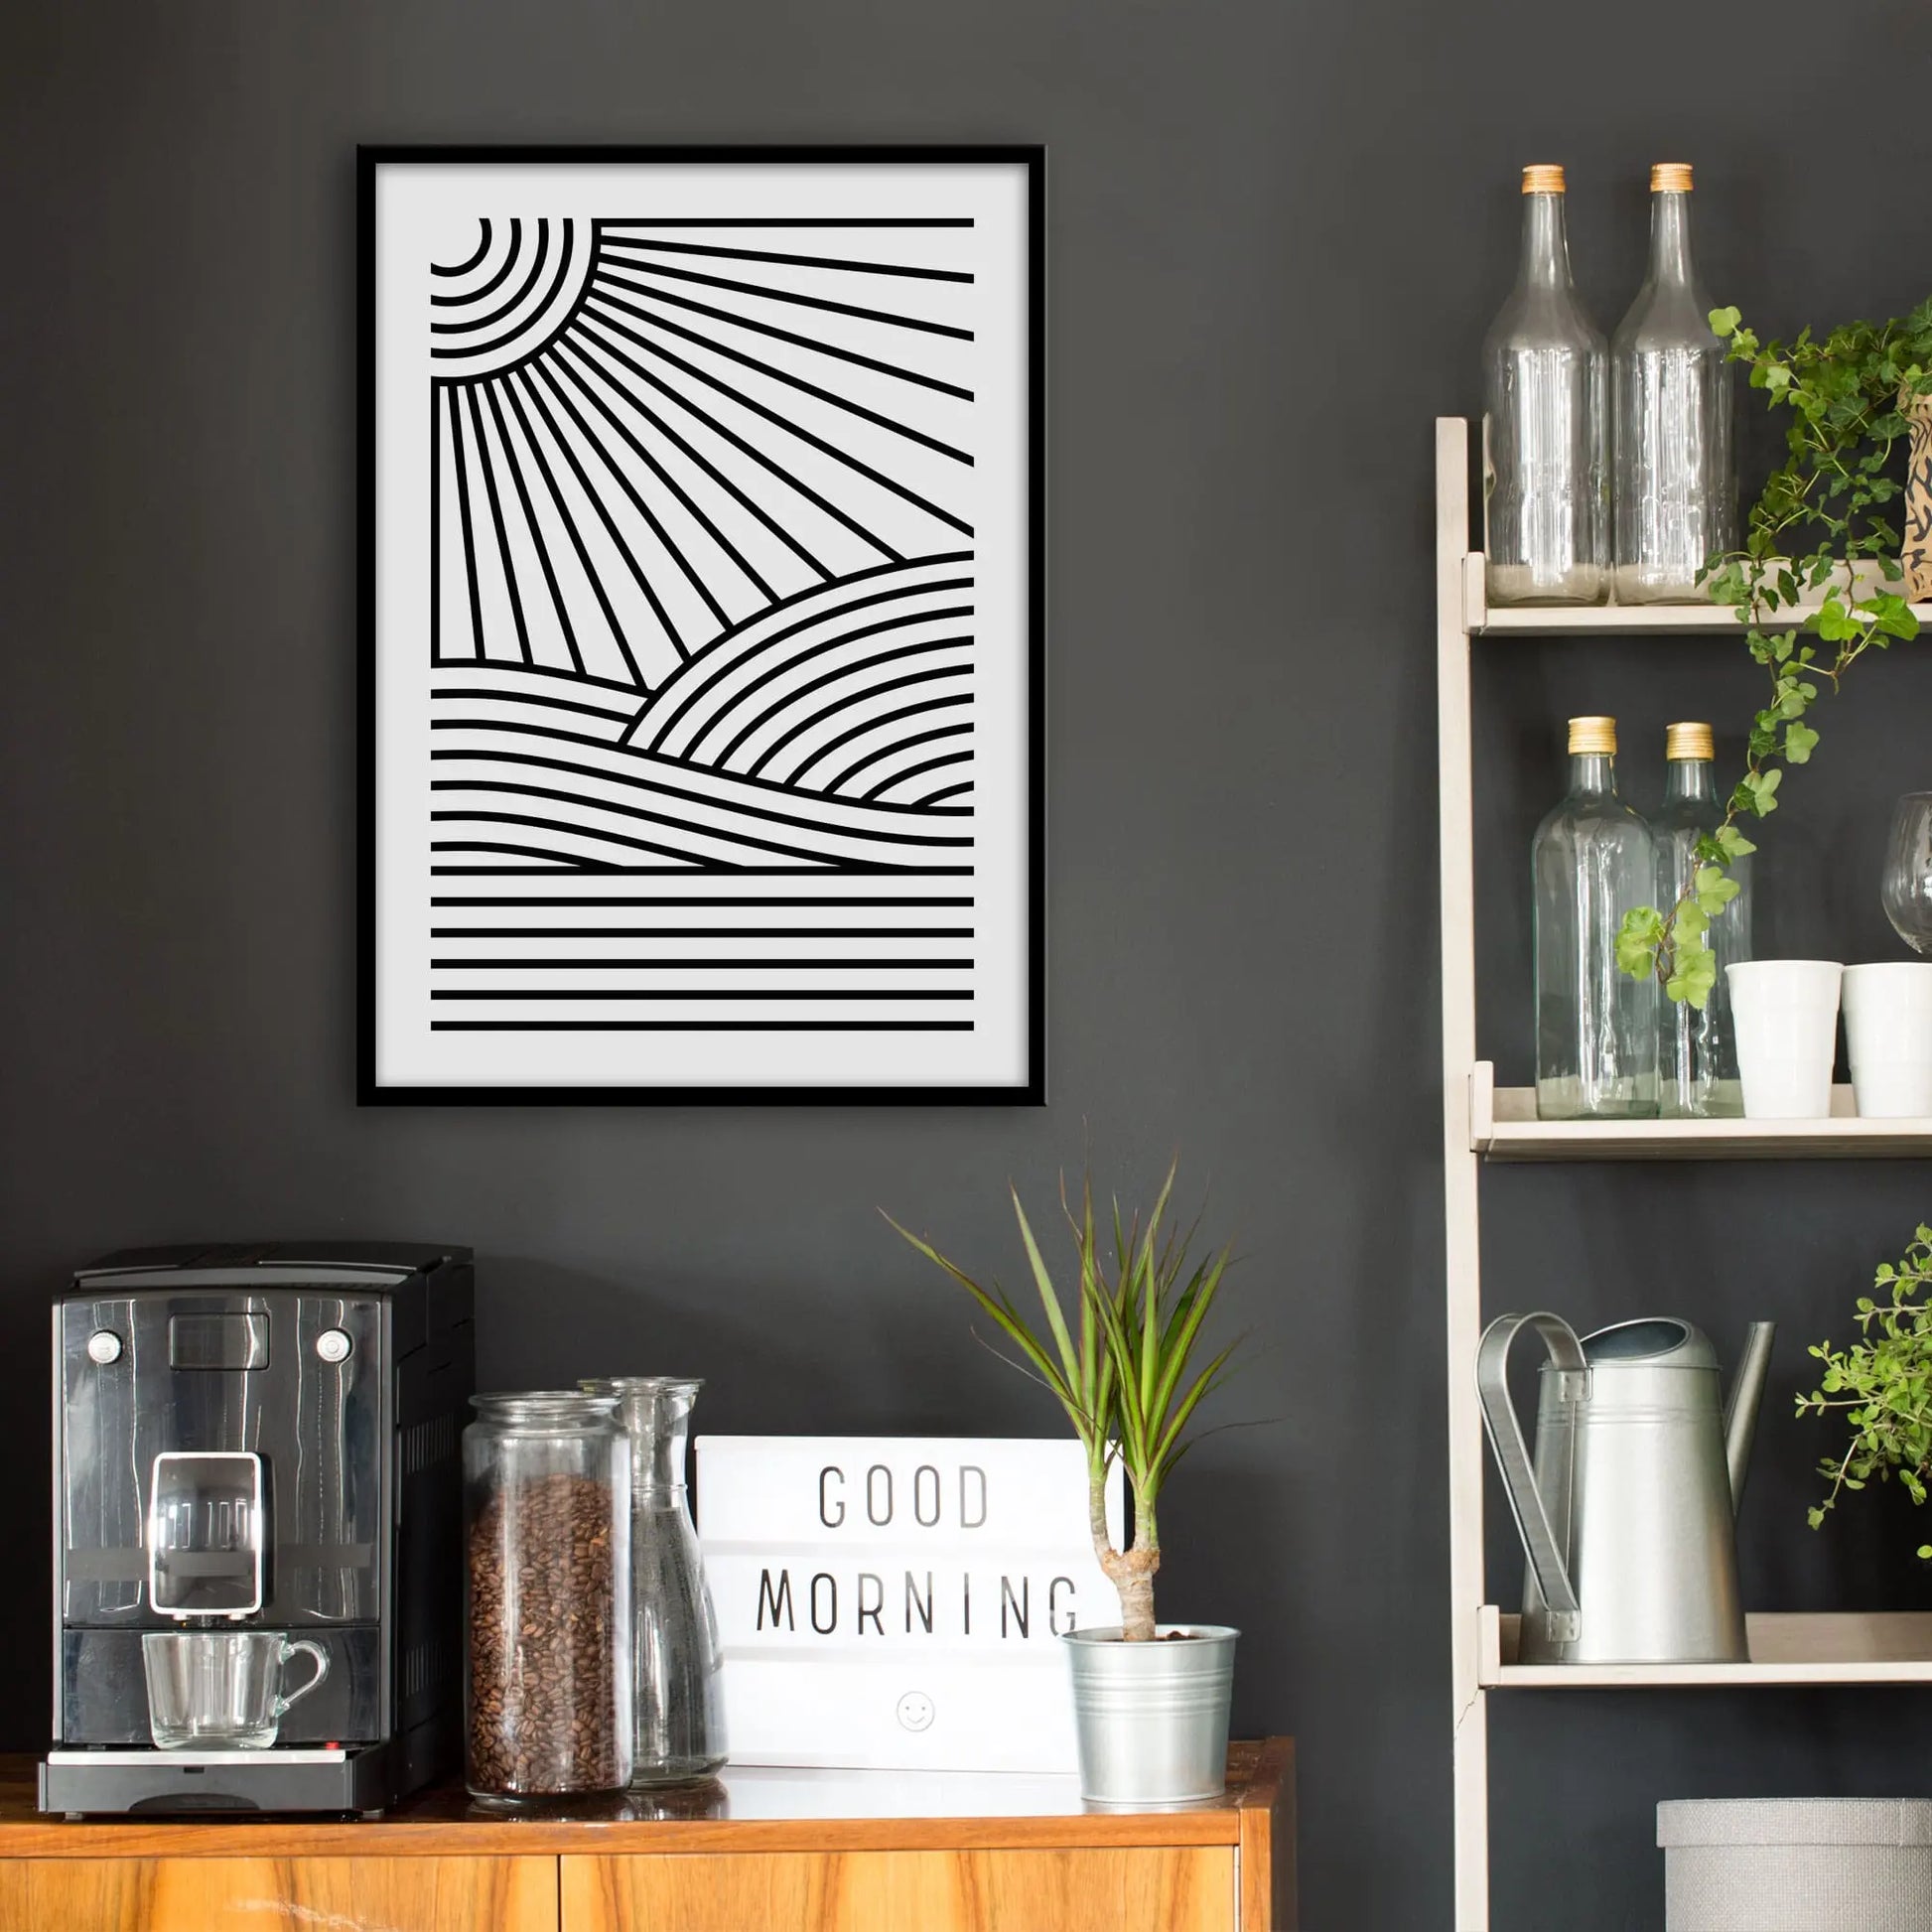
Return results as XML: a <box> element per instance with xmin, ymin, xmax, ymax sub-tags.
<box><xmin>358</xmin><ymin>145</ymin><xmax>1045</xmax><ymax>1105</ymax></box>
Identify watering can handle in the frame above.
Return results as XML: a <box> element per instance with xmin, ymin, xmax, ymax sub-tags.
<box><xmin>1475</xmin><ymin>1312</ymin><xmax>1586</xmax><ymax>1621</ymax></box>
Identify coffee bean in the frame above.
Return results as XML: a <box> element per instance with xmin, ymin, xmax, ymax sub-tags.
<box><xmin>467</xmin><ymin>1469</ymin><xmax>623</xmax><ymax>1796</ymax></box>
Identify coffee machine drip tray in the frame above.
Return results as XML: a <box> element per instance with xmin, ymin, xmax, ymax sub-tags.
<box><xmin>41</xmin><ymin>1745</ymin><xmax>394</xmax><ymax>1818</ymax></box>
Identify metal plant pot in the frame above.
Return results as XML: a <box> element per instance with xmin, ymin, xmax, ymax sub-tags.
<box><xmin>1062</xmin><ymin>1624</ymin><xmax>1238</xmax><ymax>1807</ymax></box>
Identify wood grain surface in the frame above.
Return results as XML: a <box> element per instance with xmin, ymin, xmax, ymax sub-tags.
<box><xmin>0</xmin><ymin>1742</ymin><xmax>1291</xmax><ymax>1860</ymax></box>
<box><xmin>560</xmin><ymin>1846</ymin><xmax>1237</xmax><ymax>1932</ymax></box>
<box><xmin>0</xmin><ymin>1855</ymin><xmax>557</xmax><ymax>1932</ymax></box>
<box><xmin>1240</xmin><ymin>1737</ymin><xmax>1296</xmax><ymax>1929</ymax></box>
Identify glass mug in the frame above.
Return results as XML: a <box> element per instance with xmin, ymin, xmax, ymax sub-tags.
<box><xmin>142</xmin><ymin>1629</ymin><xmax>330</xmax><ymax>1749</ymax></box>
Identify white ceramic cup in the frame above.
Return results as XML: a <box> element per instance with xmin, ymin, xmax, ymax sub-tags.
<box><xmin>1842</xmin><ymin>962</ymin><xmax>1932</xmax><ymax>1118</ymax></box>
<box><xmin>1726</xmin><ymin>960</ymin><xmax>1845</xmax><ymax>1119</ymax></box>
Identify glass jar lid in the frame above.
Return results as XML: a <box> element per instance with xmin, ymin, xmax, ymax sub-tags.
<box><xmin>471</xmin><ymin>1390</ymin><xmax>621</xmax><ymax>1432</ymax></box>
<box><xmin>580</xmin><ymin>1376</ymin><xmax>704</xmax><ymax>1397</ymax></box>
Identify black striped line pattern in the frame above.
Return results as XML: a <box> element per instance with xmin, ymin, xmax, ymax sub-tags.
<box><xmin>427</xmin><ymin>215</ymin><xmax>978</xmax><ymax>1033</ymax></box>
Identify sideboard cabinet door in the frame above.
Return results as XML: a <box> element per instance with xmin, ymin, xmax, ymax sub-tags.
<box><xmin>561</xmin><ymin>1848</ymin><xmax>1237</xmax><ymax>1932</ymax></box>
<box><xmin>0</xmin><ymin>1856</ymin><xmax>558</xmax><ymax>1932</ymax></box>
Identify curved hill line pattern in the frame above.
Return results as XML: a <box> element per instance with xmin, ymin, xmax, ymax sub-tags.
<box><xmin>639</xmin><ymin>557</ymin><xmax>973</xmax><ymax>756</ymax></box>
<box><xmin>429</xmin><ymin>720</ymin><xmax>973</xmax><ymax>842</ymax></box>
<box><xmin>428</xmin><ymin>682</ymin><xmax>977</xmax><ymax>876</ymax></box>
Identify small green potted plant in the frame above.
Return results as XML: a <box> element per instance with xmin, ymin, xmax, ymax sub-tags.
<box><xmin>1798</xmin><ymin>1225</ymin><xmax>1932</xmax><ymax>1547</ymax></box>
<box><xmin>887</xmin><ymin>1160</ymin><xmax>1243</xmax><ymax>1806</ymax></box>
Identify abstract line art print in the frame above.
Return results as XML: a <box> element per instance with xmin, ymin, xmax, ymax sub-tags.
<box><xmin>360</xmin><ymin>149</ymin><xmax>1043</xmax><ymax>1101</ymax></box>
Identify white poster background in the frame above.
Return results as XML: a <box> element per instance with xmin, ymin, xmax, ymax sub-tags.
<box><xmin>370</xmin><ymin>158</ymin><xmax>1034</xmax><ymax>1090</ymax></box>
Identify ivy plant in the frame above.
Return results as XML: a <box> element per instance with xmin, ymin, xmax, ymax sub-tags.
<box><xmin>1798</xmin><ymin>1227</ymin><xmax>1932</xmax><ymax>1555</ymax></box>
<box><xmin>1615</xmin><ymin>298</ymin><xmax>1932</xmax><ymax>1006</ymax></box>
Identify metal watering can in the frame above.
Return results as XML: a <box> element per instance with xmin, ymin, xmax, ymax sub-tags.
<box><xmin>1476</xmin><ymin>1313</ymin><xmax>1775</xmax><ymax>1665</ymax></box>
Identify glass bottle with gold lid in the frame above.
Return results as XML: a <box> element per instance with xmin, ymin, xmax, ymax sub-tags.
<box><xmin>1654</xmin><ymin>721</ymin><xmax>1750</xmax><ymax>1116</ymax></box>
<box><xmin>1482</xmin><ymin>165</ymin><xmax>1609</xmax><ymax>606</ymax></box>
<box><xmin>1532</xmin><ymin>716</ymin><xmax>1659</xmax><ymax>1119</ymax></box>
<box><xmin>1611</xmin><ymin>165</ymin><xmax>1736</xmax><ymax>603</ymax></box>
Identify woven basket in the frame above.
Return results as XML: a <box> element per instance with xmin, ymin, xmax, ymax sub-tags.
<box><xmin>1659</xmin><ymin>1798</ymin><xmax>1932</xmax><ymax>1931</ymax></box>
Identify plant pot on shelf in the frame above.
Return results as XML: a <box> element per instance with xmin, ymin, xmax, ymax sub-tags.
<box><xmin>1062</xmin><ymin>1624</ymin><xmax>1238</xmax><ymax>1808</ymax></box>
<box><xmin>1725</xmin><ymin>960</ymin><xmax>1844</xmax><ymax>1119</ymax></box>
<box><xmin>1843</xmin><ymin>963</ymin><xmax>1932</xmax><ymax>1118</ymax></box>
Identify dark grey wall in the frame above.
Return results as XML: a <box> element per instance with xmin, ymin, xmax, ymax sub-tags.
<box><xmin>3</xmin><ymin>1</ymin><xmax>1929</xmax><ymax>1924</ymax></box>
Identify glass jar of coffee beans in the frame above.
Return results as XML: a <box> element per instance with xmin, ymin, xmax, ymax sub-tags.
<box><xmin>463</xmin><ymin>1392</ymin><xmax>632</xmax><ymax>1804</ymax></box>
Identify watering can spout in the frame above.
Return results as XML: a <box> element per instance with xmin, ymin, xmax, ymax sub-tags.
<box><xmin>1724</xmin><ymin>1322</ymin><xmax>1776</xmax><ymax>1515</ymax></box>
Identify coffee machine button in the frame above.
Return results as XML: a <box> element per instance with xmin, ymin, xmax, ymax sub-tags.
<box><xmin>85</xmin><ymin>1330</ymin><xmax>123</xmax><ymax>1365</ymax></box>
<box><xmin>316</xmin><ymin>1328</ymin><xmax>353</xmax><ymax>1364</ymax></box>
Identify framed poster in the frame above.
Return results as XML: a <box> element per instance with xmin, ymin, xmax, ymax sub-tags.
<box><xmin>359</xmin><ymin>146</ymin><xmax>1043</xmax><ymax>1103</ymax></box>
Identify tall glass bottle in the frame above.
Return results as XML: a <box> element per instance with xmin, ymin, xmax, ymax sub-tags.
<box><xmin>582</xmin><ymin>1377</ymin><xmax>728</xmax><ymax>1786</ymax></box>
<box><xmin>1612</xmin><ymin>165</ymin><xmax>1735</xmax><ymax>603</ymax></box>
<box><xmin>1534</xmin><ymin>716</ymin><xmax>1659</xmax><ymax>1119</ymax></box>
<box><xmin>1483</xmin><ymin>164</ymin><xmax>1609</xmax><ymax>606</ymax></box>
<box><xmin>1654</xmin><ymin>723</ymin><xmax>1750</xmax><ymax>1117</ymax></box>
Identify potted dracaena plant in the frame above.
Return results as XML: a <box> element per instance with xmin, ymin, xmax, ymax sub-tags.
<box><xmin>886</xmin><ymin>1160</ymin><xmax>1243</xmax><ymax>1806</ymax></box>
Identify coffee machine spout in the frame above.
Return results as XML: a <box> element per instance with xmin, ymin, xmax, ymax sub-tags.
<box><xmin>1723</xmin><ymin>1322</ymin><xmax>1776</xmax><ymax>1516</ymax></box>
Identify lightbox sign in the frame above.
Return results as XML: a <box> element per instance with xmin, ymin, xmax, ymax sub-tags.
<box><xmin>696</xmin><ymin>1437</ymin><xmax>1125</xmax><ymax>1772</ymax></box>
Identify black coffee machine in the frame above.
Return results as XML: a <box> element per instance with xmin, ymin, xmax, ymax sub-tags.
<box><xmin>41</xmin><ymin>1243</ymin><xmax>474</xmax><ymax>1816</ymax></box>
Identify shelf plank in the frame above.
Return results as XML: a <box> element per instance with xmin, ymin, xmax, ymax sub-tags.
<box><xmin>1462</xmin><ymin>550</ymin><xmax>1932</xmax><ymax>637</ymax></box>
<box><xmin>1480</xmin><ymin>1607</ymin><xmax>1932</xmax><ymax>1688</ymax></box>
<box><xmin>1471</xmin><ymin>1066</ymin><xmax>1932</xmax><ymax>1161</ymax></box>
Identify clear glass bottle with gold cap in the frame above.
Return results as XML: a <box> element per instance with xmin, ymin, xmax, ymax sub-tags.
<box><xmin>1612</xmin><ymin>165</ymin><xmax>1735</xmax><ymax>602</ymax></box>
<box><xmin>1533</xmin><ymin>716</ymin><xmax>1659</xmax><ymax>1119</ymax></box>
<box><xmin>1654</xmin><ymin>722</ymin><xmax>1750</xmax><ymax>1116</ymax></box>
<box><xmin>1482</xmin><ymin>164</ymin><xmax>1609</xmax><ymax>605</ymax></box>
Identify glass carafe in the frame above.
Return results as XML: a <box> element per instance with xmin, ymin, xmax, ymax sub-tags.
<box><xmin>1882</xmin><ymin>794</ymin><xmax>1932</xmax><ymax>956</ymax></box>
<box><xmin>1612</xmin><ymin>164</ymin><xmax>1735</xmax><ymax>603</ymax></box>
<box><xmin>583</xmin><ymin>1377</ymin><xmax>728</xmax><ymax>1785</ymax></box>
<box><xmin>1533</xmin><ymin>716</ymin><xmax>1660</xmax><ymax>1119</ymax></box>
<box><xmin>1654</xmin><ymin>723</ymin><xmax>1750</xmax><ymax>1116</ymax></box>
<box><xmin>1483</xmin><ymin>164</ymin><xmax>1609</xmax><ymax>606</ymax></box>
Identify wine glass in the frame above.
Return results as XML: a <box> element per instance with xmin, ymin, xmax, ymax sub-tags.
<box><xmin>1881</xmin><ymin>793</ymin><xmax>1932</xmax><ymax>956</ymax></box>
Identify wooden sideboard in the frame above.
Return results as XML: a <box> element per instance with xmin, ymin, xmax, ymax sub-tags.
<box><xmin>0</xmin><ymin>1739</ymin><xmax>1294</xmax><ymax>1932</ymax></box>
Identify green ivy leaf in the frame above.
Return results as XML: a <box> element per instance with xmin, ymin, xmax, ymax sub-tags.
<box><xmin>1813</xmin><ymin>597</ymin><xmax>1859</xmax><ymax>641</ymax></box>
<box><xmin>1715</xmin><ymin>825</ymin><xmax>1758</xmax><ymax>859</ymax></box>
<box><xmin>1865</xmin><ymin>592</ymin><xmax>1922</xmax><ymax>640</ymax></box>
<box><xmin>1665</xmin><ymin>940</ymin><xmax>1720</xmax><ymax>1009</ymax></box>
<box><xmin>1615</xmin><ymin>907</ymin><xmax>1666</xmax><ymax>979</ymax></box>
<box><xmin>1784</xmin><ymin>721</ymin><xmax>1820</xmax><ymax>764</ymax></box>
<box><xmin>1709</xmin><ymin>305</ymin><xmax>1741</xmax><ymax>338</ymax></box>
<box><xmin>1695</xmin><ymin>866</ymin><xmax>1741</xmax><ymax>914</ymax></box>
